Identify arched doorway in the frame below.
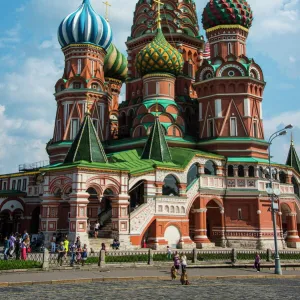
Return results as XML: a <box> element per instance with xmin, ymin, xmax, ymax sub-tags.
<box><xmin>163</xmin><ymin>175</ymin><xmax>179</xmax><ymax>196</ymax></box>
<box><xmin>30</xmin><ymin>207</ymin><xmax>40</xmax><ymax>234</ymax></box>
<box><xmin>164</xmin><ymin>225</ymin><xmax>181</xmax><ymax>248</ymax></box>
<box><xmin>0</xmin><ymin>210</ymin><xmax>12</xmax><ymax>238</ymax></box>
<box><xmin>206</xmin><ymin>200</ymin><xmax>223</xmax><ymax>244</ymax></box>
<box><xmin>98</xmin><ymin>188</ymin><xmax>114</xmax><ymax>238</ymax></box>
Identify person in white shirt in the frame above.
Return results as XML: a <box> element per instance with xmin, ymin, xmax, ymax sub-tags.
<box><xmin>94</xmin><ymin>222</ymin><xmax>100</xmax><ymax>238</ymax></box>
<box><xmin>181</xmin><ymin>254</ymin><xmax>187</xmax><ymax>273</ymax></box>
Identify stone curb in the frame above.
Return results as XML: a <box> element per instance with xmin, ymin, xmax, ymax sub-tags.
<box><xmin>2</xmin><ymin>274</ymin><xmax>300</xmax><ymax>288</ymax></box>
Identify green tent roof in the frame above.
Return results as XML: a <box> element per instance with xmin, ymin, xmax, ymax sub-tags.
<box><xmin>64</xmin><ymin>113</ymin><xmax>108</xmax><ymax>164</ymax></box>
<box><xmin>141</xmin><ymin>116</ymin><xmax>172</xmax><ymax>162</ymax></box>
<box><xmin>286</xmin><ymin>139</ymin><xmax>300</xmax><ymax>174</ymax></box>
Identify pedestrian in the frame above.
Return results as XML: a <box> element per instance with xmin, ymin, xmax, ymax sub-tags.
<box><xmin>180</xmin><ymin>254</ymin><xmax>187</xmax><ymax>273</ymax></box>
<box><xmin>9</xmin><ymin>233</ymin><xmax>16</xmax><ymax>257</ymax></box>
<box><xmin>173</xmin><ymin>251</ymin><xmax>180</xmax><ymax>275</ymax></box>
<box><xmin>167</xmin><ymin>246</ymin><xmax>172</xmax><ymax>260</ymax></box>
<box><xmin>15</xmin><ymin>235</ymin><xmax>21</xmax><ymax>260</ymax></box>
<box><xmin>76</xmin><ymin>247</ymin><xmax>82</xmax><ymax>264</ymax></box>
<box><xmin>254</xmin><ymin>253</ymin><xmax>261</xmax><ymax>272</ymax></box>
<box><xmin>81</xmin><ymin>244</ymin><xmax>88</xmax><ymax>266</ymax></box>
<box><xmin>57</xmin><ymin>242</ymin><xmax>65</xmax><ymax>266</ymax></box>
<box><xmin>22</xmin><ymin>230</ymin><xmax>29</xmax><ymax>242</ymax></box>
<box><xmin>63</xmin><ymin>236</ymin><xmax>69</xmax><ymax>257</ymax></box>
<box><xmin>70</xmin><ymin>242</ymin><xmax>76</xmax><ymax>266</ymax></box>
<box><xmin>21</xmin><ymin>239</ymin><xmax>27</xmax><ymax>260</ymax></box>
<box><xmin>3</xmin><ymin>236</ymin><xmax>10</xmax><ymax>260</ymax></box>
<box><xmin>101</xmin><ymin>243</ymin><xmax>106</xmax><ymax>251</ymax></box>
<box><xmin>180</xmin><ymin>269</ymin><xmax>190</xmax><ymax>285</ymax></box>
<box><xmin>94</xmin><ymin>222</ymin><xmax>100</xmax><ymax>238</ymax></box>
<box><xmin>51</xmin><ymin>234</ymin><xmax>56</xmax><ymax>253</ymax></box>
<box><xmin>75</xmin><ymin>236</ymin><xmax>81</xmax><ymax>249</ymax></box>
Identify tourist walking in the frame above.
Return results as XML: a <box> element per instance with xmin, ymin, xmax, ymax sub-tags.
<box><xmin>51</xmin><ymin>234</ymin><xmax>56</xmax><ymax>253</ymax></box>
<box><xmin>21</xmin><ymin>238</ymin><xmax>29</xmax><ymax>260</ymax></box>
<box><xmin>254</xmin><ymin>253</ymin><xmax>261</xmax><ymax>272</ymax></box>
<box><xmin>57</xmin><ymin>242</ymin><xmax>66</xmax><ymax>266</ymax></box>
<box><xmin>173</xmin><ymin>251</ymin><xmax>180</xmax><ymax>274</ymax></box>
<box><xmin>81</xmin><ymin>244</ymin><xmax>88</xmax><ymax>266</ymax></box>
<box><xmin>75</xmin><ymin>236</ymin><xmax>81</xmax><ymax>249</ymax></box>
<box><xmin>15</xmin><ymin>235</ymin><xmax>21</xmax><ymax>260</ymax></box>
<box><xmin>9</xmin><ymin>233</ymin><xmax>16</xmax><ymax>257</ymax></box>
<box><xmin>3</xmin><ymin>236</ymin><xmax>10</xmax><ymax>260</ymax></box>
<box><xmin>180</xmin><ymin>254</ymin><xmax>187</xmax><ymax>273</ymax></box>
<box><xmin>63</xmin><ymin>236</ymin><xmax>69</xmax><ymax>257</ymax></box>
<box><xmin>70</xmin><ymin>242</ymin><xmax>76</xmax><ymax>266</ymax></box>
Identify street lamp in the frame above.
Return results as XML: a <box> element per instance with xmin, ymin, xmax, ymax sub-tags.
<box><xmin>267</xmin><ymin>124</ymin><xmax>293</xmax><ymax>275</ymax></box>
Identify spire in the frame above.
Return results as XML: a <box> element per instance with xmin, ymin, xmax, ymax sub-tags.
<box><xmin>141</xmin><ymin>116</ymin><xmax>172</xmax><ymax>162</ymax></box>
<box><xmin>64</xmin><ymin>113</ymin><xmax>108</xmax><ymax>164</ymax></box>
<box><xmin>286</xmin><ymin>134</ymin><xmax>300</xmax><ymax>174</ymax></box>
<box><xmin>154</xmin><ymin>0</ymin><xmax>164</xmax><ymax>29</ymax></box>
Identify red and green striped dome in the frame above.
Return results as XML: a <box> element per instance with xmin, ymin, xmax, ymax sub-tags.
<box><xmin>202</xmin><ymin>0</ymin><xmax>253</xmax><ymax>30</ymax></box>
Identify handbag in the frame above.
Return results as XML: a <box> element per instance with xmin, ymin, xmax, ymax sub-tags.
<box><xmin>27</xmin><ymin>247</ymin><xmax>32</xmax><ymax>253</ymax></box>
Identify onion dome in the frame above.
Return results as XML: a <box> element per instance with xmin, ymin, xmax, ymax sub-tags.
<box><xmin>202</xmin><ymin>0</ymin><xmax>253</xmax><ymax>30</ymax></box>
<box><xmin>104</xmin><ymin>44</ymin><xmax>128</xmax><ymax>82</ymax></box>
<box><xmin>58</xmin><ymin>0</ymin><xmax>113</xmax><ymax>50</ymax></box>
<box><xmin>135</xmin><ymin>29</ymin><xmax>183</xmax><ymax>77</ymax></box>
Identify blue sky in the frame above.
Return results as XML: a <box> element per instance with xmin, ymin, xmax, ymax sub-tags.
<box><xmin>0</xmin><ymin>0</ymin><xmax>300</xmax><ymax>173</ymax></box>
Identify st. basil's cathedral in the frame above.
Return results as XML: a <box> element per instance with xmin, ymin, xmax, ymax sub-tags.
<box><xmin>1</xmin><ymin>0</ymin><xmax>300</xmax><ymax>251</ymax></box>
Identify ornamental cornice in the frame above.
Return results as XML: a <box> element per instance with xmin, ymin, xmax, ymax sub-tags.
<box><xmin>193</xmin><ymin>208</ymin><xmax>207</xmax><ymax>213</ymax></box>
<box><xmin>143</xmin><ymin>73</ymin><xmax>175</xmax><ymax>79</ymax></box>
<box><xmin>206</xmin><ymin>25</ymin><xmax>249</xmax><ymax>33</ymax></box>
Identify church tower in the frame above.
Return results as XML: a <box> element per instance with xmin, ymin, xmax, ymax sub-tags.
<box><xmin>47</xmin><ymin>0</ymin><xmax>113</xmax><ymax>164</ymax></box>
<box><xmin>119</xmin><ymin>0</ymin><xmax>205</xmax><ymax>139</ymax></box>
<box><xmin>195</xmin><ymin>0</ymin><xmax>268</xmax><ymax>159</ymax></box>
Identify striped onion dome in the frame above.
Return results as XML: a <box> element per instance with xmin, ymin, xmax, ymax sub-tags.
<box><xmin>104</xmin><ymin>44</ymin><xmax>128</xmax><ymax>82</ymax></box>
<box><xmin>58</xmin><ymin>0</ymin><xmax>113</xmax><ymax>50</ymax></box>
<box><xmin>202</xmin><ymin>0</ymin><xmax>253</xmax><ymax>30</ymax></box>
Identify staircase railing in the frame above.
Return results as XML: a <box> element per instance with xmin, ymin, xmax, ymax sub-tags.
<box><xmin>99</xmin><ymin>209</ymin><xmax>112</xmax><ymax>226</ymax></box>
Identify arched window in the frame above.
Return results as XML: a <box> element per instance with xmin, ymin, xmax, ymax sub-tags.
<box><xmin>279</xmin><ymin>171</ymin><xmax>287</xmax><ymax>184</ymax></box>
<box><xmin>228</xmin><ymin>165</ymin><xmax>234</xmax><ymax>177</ymax></box>
<box><xmin>292</xmin><ymin>177</ymin><xmax>300</xmax><ymax>197</ymax></box>
<box><xmin>86</xmin><ymin>187</ymin><xmax>98</xmax><ymax>200</ymax></box>
<box><xmin>187</xmin><ymin>164</ymin><xmax>198</xmax><ymax>187</ymax></box>
<box><xmin>259</xmin><ymin>167</ymin><xmax>264</xmax><ymax>178</ymax></box>
<box><xmin>228</xmin><ymin>43</ymin><xmax>232</xmax><ymax>55</ymax></box>
<box><xmin>204</xmin><ymin>160</ymin><xmax>216</xmax><ymax>175</ymax></box>
<box><xmin>163</xmin><ymin>175</ymin><xmax>179</xmax><ymax>196</ymax></box>
<box><xmin>248</xmin><ymin>166</ymin><xmax>255</xmax><ymax>178</ymax></box>
<box><xmin>238</xmin><ymin>165</ymin><xmax>245</xmax><ymax>177</ymax></box>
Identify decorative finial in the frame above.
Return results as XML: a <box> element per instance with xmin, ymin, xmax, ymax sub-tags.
<box><xmin>155</xmin><ymin>99</ymin><xmax>159</xmax><ymax>117</ymax></box>
<box><xmin>154</xmin><ymin>0</ymin><xmax>164</xmax><ymax>29</ymax></box>
<box><xmin>291</xmin><ymin>132</ymin><xmax>294</xmax><ymax>146</ymax></box>
<box><xmin>86</xmin><ymin>96</ymin><xmax>93</xmax><ymax>115</ymax></box>
<box><xmin>103</xmin><ymin>1</ymin><xmax>111</xmax><ymax>22</ymax></box>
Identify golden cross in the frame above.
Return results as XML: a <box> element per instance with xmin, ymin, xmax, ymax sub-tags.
<box><xmin>155</xmin><ymin>99</ymin><xmax>159</xmax><ymax>117</ymax></box>
<box><xmin>103</xmin><ymin>1</ymin><xmax>111</xmax><ymax>22</ymax></box>
<box><xmin>153</xmin><ymin>0</ymin><xmax>164</xmax><ymax>28</ymax></box>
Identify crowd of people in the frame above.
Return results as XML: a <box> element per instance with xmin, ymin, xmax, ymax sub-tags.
<box><xmin>3</xmin><ymin>230</ymin><xmax>31</xmax><ymax>260</ymax></box>
<box><xmin>168</xmin><ymin>248</ymin><xmax>190</xmax><ymax>285</ymax></box>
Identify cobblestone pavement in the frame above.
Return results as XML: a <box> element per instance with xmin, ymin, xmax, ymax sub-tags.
<box><xmin>1</xmin><ymin>278</ymin><xmax>300</xmax><ymax>300</ymax></box>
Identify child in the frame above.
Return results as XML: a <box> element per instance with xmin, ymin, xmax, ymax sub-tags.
<box><xmin>180</xmin><ymin>269</ymin><xmax>190</xmax><ymax>285</ymax></box>
<box><xmin>167</xmin><ymin>246</ymin><xmax>172</xmax><ymax>260</ymax></box>
<box><xmin>171</xmin><ymin>265</ymin><xmax>177</xmax><ymax>280</ymax></box>
<box><xmin>76</xmin><ymin>247</ymin><xmax>82</xmax><ymax>264</ymax></box>
<box><xmin>81</xmin><ymin>244</ymin><xmax>88</xmax><ymax>266</ymax></box>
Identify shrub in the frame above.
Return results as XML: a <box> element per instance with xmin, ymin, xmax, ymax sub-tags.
<box><xmin>105</xmin><ymin>254</ymin><xmax>148</xmax><ymax>263</ymax></box>
<box><xmin>0</xmin><ymin>260</ymin><xmax>42</xmax><ymax>271</ymax></box>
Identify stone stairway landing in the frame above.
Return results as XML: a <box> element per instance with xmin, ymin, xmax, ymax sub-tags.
<box><xmin>89</xmin><ymin>238</ymin><xmax>113</xmax><ymax>252</ymax></box>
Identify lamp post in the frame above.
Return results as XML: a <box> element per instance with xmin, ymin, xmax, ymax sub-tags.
<box><xmin>267</xmin><ymin>124</ymin><xmax>293</xmax><ymax>275</ymax></box>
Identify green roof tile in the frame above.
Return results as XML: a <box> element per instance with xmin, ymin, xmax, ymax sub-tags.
<box><xmin>286</xmin><ymin>139</ymin><xmax>300</xmax><ymax>174</ymax></box>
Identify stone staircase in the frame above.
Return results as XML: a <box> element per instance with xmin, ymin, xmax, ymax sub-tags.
<box><xmin>98</xmin><ymin>220</ymin><xmax>113</xmax><ymax>238</ymax></box>
<box><xmin>89</xmin><ymin>237</ymin><xmax>114</xmax><ymax>252</ymax></box>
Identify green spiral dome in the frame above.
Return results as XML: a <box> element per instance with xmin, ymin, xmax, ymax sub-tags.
<box><xmin>135</xmin><ymin>29</ymin><xmax>183</xmax><ymax>77</ymax></box>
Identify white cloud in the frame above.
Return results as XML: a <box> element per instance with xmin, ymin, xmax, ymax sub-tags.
<box><xmin>0</xmin><ymin>105</ymin><xmax>52</xmax><ymax>174</ymax></box>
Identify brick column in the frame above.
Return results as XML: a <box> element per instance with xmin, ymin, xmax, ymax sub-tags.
<box><xmin>286</xmin><ymin>212</ymin><xmax>300</xmax><ymax>248</ymax></box>
<box><xmin>155</xmin><ymin>181</ymin><xmax>164</xmax><ymax>196</ymax></box>
<box><xmin>220</xmin><ymin>208</ymin><xmax>226</xmax><ymax>247</ymax></box>
<box><xmin>68</xmin><ymin>192</ymin><xmax>89</xmax><ymax>247</ymax></box>
<box><xmin>193</xmin><ymin>208</ymin><xmax>212</xmax><ymax>248</ymax></box>
<box><xmin>178</xmin><ymin>183</ymin><xmax>187</xmax><ymax>197</ymax></box>
<box><xmin>111</xmin><ymin>195</ymin><xmax>130</xmax><ymax>248</ymax></box>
